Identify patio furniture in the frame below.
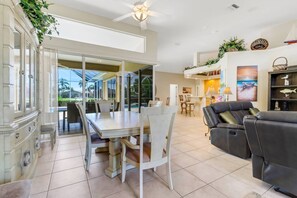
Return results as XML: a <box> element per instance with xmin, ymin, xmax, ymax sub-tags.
<box><xmin>75</xmin><ymin>103</ymin><xmax>109</xmax><ymax>171</ymax></box>
<box><xmin>121</xmin><ymin>106</ymin><xmax>177</xmax><ymax>198</ymax></box>
<box><xmin>40</xmin><ymin>123</ymin><xmax>56</xmax><ymax>149</ymax></box>
<box><xmin>67</xmin><ymin>102</ymin><xmax>81</xmax><ymax>131</ymax></box>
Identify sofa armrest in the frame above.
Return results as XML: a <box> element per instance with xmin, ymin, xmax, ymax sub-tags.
<box><xmin>216</xmin><ymin>123</ymin><xmax>244</xmax><ymax>130</ymax></box>
<box><xmin>257</xmin><ymin>111</ymin><xmax>297</xmax><ymax>123</ymax></box>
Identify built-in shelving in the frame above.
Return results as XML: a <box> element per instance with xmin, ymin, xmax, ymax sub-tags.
<box><xmin>268</xmin><ymin>69</ymin><xmax>297</xmax><ymax>111</ymax></box>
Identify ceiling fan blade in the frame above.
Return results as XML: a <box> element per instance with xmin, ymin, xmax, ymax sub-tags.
<box><xmin>140</xmin><ymin>20</ymin><xmax>147</xmax><ymax>30</ymax></box>
<box><xmin>113</xmin><ymin>13</ymin><xmax>133</xmax><ymax>22</ymax></box>
<box><xmin>122</xmin><ymin>2</ymin><xmax>134</xmax><ymax>9</ymax></box>
<box><xmin>148</xmin><ymin>10</ymin><xmax>162</xmax><ymax>17</ymax></box>
<box><xmin>144</xmin><ymin>0</ymin><xmax>155</xmax><ymax>8</ymax></box>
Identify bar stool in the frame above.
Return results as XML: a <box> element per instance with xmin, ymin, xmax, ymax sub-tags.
<box><xmin>186</xmin><ymin>102</ymin><xmax>195</xmax><ymax>116</ymax></box>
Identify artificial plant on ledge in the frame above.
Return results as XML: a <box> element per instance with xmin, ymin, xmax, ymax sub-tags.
<box><xmin>184</xmin><ymin>37</ymin><xmax>246</xmax><ymax>70</ymax></box>
<box><xmin>20</xmin><ymin>0</ymin><xmax>59</xmax><ymax>44</ymax></box>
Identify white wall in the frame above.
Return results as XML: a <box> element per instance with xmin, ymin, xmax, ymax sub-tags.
<box><xmin>222</xmin><ymin>44</ymin><xmax>297</xmax><ymax>110</ymax></box>
<box><xmin>261</xmin><ymin>20</ymin><xmax>297</xmax><ymax>49</ymax></box>
<box><xmin>155</xmin><ymin>72</ymin><xmax>196</xmax><ymax>102</ymax></box>
<box><xmin>43</xmin><ymin>4</ymin><xmax>158</xmax><ymax>65</ymax></box>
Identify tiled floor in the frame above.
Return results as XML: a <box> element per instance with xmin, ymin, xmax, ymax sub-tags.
<box><xmin>31</xmin><ymin>113</ymin><xmax>289</xmax><ymax>198</ymax></box>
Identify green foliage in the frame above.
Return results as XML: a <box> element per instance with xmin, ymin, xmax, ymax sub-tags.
<box><xmin>20</xmin><ymin>0</ymin><xmax>59</xmax><ymax>43</ymax></box>
<box><xmin>218</xmin><ymin>37</ymin><xmax>246</xmax><ymax>59</ymax></box>
<box><xmin>205</xmin><ymin>58</ymin><xmax>220</xmax><ymax>66</ymax></box>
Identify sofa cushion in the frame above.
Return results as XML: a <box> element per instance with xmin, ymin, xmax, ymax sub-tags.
<box><xmin>220</xmin><ymin>111</ymin><xmax>238</xmax><ymax>124</ymax></box>
<box><xmin>231</xmin><ymin>110</ymin><xmax>250</xmax><ymax>125</ymax></box>
<box><xmin>249</xmin><ymin>108</ymin><xmax>260</xmax><ymax>116</ymax></box>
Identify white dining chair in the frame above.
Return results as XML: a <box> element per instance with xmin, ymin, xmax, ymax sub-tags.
<box><xmin>121</xmin><ymin>106</ymin><xmax>177</xmax><ymax>198</ymax></box>
<box><xmin>95</xmin><ymin>100</ymin><xmax>114</xmax><ymax>113</ymax></box>
<box><xmin>40</xmin><ymin>123</ymin><xmax>56</xmax><ymax>149</ymax></box>
<box><xmin>75</xmin><ymin>103</ymin><xmax>109</xmax><ymax>171</ymax></box>
<box><xmin>147</xmin><ymin>100</ymin><xmax>163</xmax><ymax>107</ymax></box>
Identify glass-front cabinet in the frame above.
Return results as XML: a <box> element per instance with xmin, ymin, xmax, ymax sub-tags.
<box><xmin>14</xmin><ymin>25</ymin><xmax>37</xmax><ymax>116</ymax></box>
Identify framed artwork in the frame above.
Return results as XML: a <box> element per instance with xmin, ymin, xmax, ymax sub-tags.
<box><xmin>182</xmin><ymin>87</ymin><xmax>192</xmax><ymax>94</ymax></box>
<box><xmin>237</xmin><ymin>66</ymin><xmax>258</xmax><ymax>101</ymax></box>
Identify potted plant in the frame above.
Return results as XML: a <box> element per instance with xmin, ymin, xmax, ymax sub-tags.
<box><xmin>218</xmin><ymin>37</ymin><xmax>246</xmax><ymax>59</ymax></box>
<box><xmin>20</xmin><ymin>0</ymin><xmax>59</xmax><ymax>43</ymax></box>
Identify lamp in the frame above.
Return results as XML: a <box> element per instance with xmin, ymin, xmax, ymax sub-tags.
<box><xmin>206</xmin><ymin>87</ymin><xmax>217</xmax><ymax>104</ymax></box>
<box><xmin>133</xmin><ymin>3</ymin><xmax>149</xmax><ymax>22</ymax></box>
<box><xmin>284</xmin><ymin>24</ymin><xmax>297</xmax><ymax>45</ymax></box>
<box><xmin>223</xmin><ymin>87</ymin><xmax>233</xmax><ymax>101</ymax></box>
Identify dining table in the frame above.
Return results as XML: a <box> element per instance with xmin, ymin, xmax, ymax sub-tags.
<box><xmin>86</xmin><ymin>111</ymin><xmax>149</xmax><ymax>178</ymax></box>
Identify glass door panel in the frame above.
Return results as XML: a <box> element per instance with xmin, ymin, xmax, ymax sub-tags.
<box><xmin>25</xmin><ymin>41</ymin><xmax>31</xmax><ymax>110</ymax></box>
<box><xmin>14</xmin><ymin>30</ymin><xmax>22</xmax><ymax>112</ymax></box>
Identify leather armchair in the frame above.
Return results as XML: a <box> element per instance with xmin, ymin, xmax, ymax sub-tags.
<box><xmin>244</xmin><ymin>111</ymin><xmax>297</xmax><ymax>196</ymax></box>
<box><xmin>203</xmin><ymin>101</ymin><xmax>252</xmax><ymax>159</ymax></box>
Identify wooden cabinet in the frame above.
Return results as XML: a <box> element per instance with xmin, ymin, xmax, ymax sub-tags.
<box><xmin>268</xmin><ymin>69</ymin><xmax>297</xmax><ymax>111</ymax></box>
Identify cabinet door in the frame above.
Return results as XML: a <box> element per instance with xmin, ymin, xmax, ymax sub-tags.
<box><xmin>31</xmin><ymin>48</ymin><xmax>36</xmax><ymax>108</ymax></box>
<box><xmin>25</xmin><ymin>41</ymin><xmax>31</xmax><ymax>110</ymax></box>
<box><xmin>14</xmin><ymin>29</ymin><xmax>23</xmax><ymax>112</ymax></box>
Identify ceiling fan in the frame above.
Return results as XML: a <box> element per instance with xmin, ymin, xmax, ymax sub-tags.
<box><xmin>113</xmin><ymin>0</ymin><xmax>160</xmax><ymax>30</ymax></box>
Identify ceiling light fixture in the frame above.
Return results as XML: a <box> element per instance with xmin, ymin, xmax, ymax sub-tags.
<box><xmin>133</xmin><ymin>2</ymin><xmax>149</xmax><ymax>22</ymax></box>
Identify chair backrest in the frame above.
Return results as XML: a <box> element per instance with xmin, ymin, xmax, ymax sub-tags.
<box><xmin>139</xmin><ymin>106</ymin><xmax>177</xmax><ymax>164</ymax></box>
<box><xmin>95</xmin><ymin>100</ymin><xmax>114</xmax><ymax>113</ymax></box>
<box><xmin>67</xmin><ymin>102</ymin><xmax>81</xmax><ymax>124</ymax></box>
<box><xmin>178</xmin><ymin>95</ymin><xmax>184</xmax><ymax>102</ymax></box>
<box><xmin>148</xmin><ymin>100</ymin><xmax>163</xmax><ymax>107</ymax></box>
<box><xmin>75</xmin><ymin>103</ymin><xmax>91</xmax><ymax>143</ymax></box>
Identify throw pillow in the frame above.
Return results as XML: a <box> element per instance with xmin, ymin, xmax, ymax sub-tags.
<box><xmin>249</xmin><ymin>108</ymin><xmax>260</xmax><ymax>116</ymax></box>
<box><xmin>219</xmin><ymin>111</ymin><xmax>238</xmax><ymax>124</ymax></box>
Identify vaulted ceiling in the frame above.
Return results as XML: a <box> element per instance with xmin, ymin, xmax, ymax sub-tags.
<box><xmin>50</xmin><ymin>0</ymin><xmax>297</xmax><ymax>73</ymax></box>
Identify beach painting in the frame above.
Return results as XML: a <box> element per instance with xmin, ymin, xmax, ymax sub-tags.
<box><xmin>237</xmin><ymin>66</ymin><xmax>258</xmax><ymax>101</ymax></box>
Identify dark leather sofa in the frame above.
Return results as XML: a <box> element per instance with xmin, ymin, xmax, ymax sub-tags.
<box><xmin>203</xmin><ymin>101</ymin><xmax>253</xmax><ymax>159</ymax></box>
<box><xmin>244</xmin><ymin>111</ymin><xmax>297</xmax><ymax>196</ymax></box>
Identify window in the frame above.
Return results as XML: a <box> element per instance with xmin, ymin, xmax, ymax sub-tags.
<box><xmin>51</xmin><ymin>16</ymin><xmax>146</xmax><ymax>53</ymax></box>
<box><xmin>25</xmin><ymin>42</ymin><xmax>31</xmax><ymax>110</ymax></box>
<box><xmin>107</xmin><ymin>78</ymin><xmax>116</xmax><ymax>100</ymax></box>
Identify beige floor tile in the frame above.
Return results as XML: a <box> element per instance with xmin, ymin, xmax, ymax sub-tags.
<box><xmin>55</xmin><ymin>149</ymin><xmax>82</xmax><ymax>160</ymax></box>
<box><xmin>58</xmin><ymin>136</ymin><xmax>81</xmax><ymax>145</ymax></box>
<box><xmin>210</xmin><ymin>175</ymin><xmax>261</xmax><ymax>198</ymax></box>
<box><xmin>218</xmin><ymin>154</ymin><xmax>250</xmax><ymax>166</ymax></box>
<box><xmin>162</xmin><ymin>169</ymin><xmax>206</xmax><ymax>196</ymax></box>
<box><xmin>155</xmin><ymin>162</ymin><xmax>182</xmax><ymax>176</ymax></box>
<box><xmin>47</xmin><ymin>181</ymin><xmax>91</xmax><ymax>198</ymax></box>
<box><xmin>49</xmin><ymin>167</ymin><xmax>87</xmax><ymax>189</ymax></box>
<box><xmin>30</xmin><ymin>192</ymin><xmax>48</xmax><ymax>198</ymax></box>
<box><xmin>124</xmin><ymin>168</ymin><xmax>159</xmax><ymax>188</ymax></box>
<box><xmin>38</xmin><ymin>153</ymin><xmax>56</xmax><ymax>164</ymax></box>
<box><xmin>30</xmin><ymin>174</ymin><xmax>51</xmax><ymax>194</ymax></box>
<box><xmin>184</xmin><ymin>185</ymin><xmax>227</xmax><ymax>198</ymax></box>
<box><xmin>170</xmin><ymin>147</ymin><xmax>182</xmax><ymax>156</ymax></box>
<box><xmin>172</xmin><ymin>154</ymin><xmax>200</xmax><ymax>168</ymax></box>
<box><xmin>204</xmin><ymin>156</ymin><xmax>244</xmax><ymax>174</ymax></box>
<box><xmin>201</xmin><ymin>145</ymin><xmax>226</xmax><ymax>156</ymax></box>
<box><xmin>134</xmin><ymin>179</ymin><xmax>180</xmax><ymax>198</ymax></box>
<box><xmin>230</xmin><ymin>165</ymin><xmax>271</xmax><ymax>194</ymax></box>
<box><xmin>34</xmin><ymin>162</ymin><xmax>54</xmax><ymax>177</ymax></box>
<box><xmin>105</xmin><ymin>189</ymin><xmax>136</xmax><ymax>198</ymax></box>
<box><xmin>186</xmin><ymin>162</ymin><xmax>226</xmax><ymax>183</ymax></box>
<box><xmin>89</xmin><ymin>175</ymin><xmax>129</xmax><ymax>198</ymax></box>
<box><xmin>186</xmin><ymin>140</ymin><xmax>209</xmax><ymax>149</ymax></box>
<box><xmin>57</xmin><ymin>142</ymin><xmax>80</xmax><ymax>152</ymax></box>
<box><xmin>262</xmin><ymin>187</ymin><xmax>290</xmax><ymax>198</ymax></box>
<box><xmin>186</xmin><ymin>149</ymin><xmax>216</xmax><ymax>161</ymax></box>
<box><xmin>53</xmin><ymin>156</ymin><xmax>84</xmax><ymax>172</ymax></box>
<box><xmin>173</xmin><ymin>143</ymin><xmax>197</xmax><ymax>152</ymax></box>
<box><xmin>86</xmin><ymin>161</ymin><xmax>109</xmax><ymax>179</ymax></box>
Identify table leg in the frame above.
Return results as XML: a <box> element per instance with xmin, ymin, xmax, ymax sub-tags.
<box><xmin>63</xmin><ymin>111</ymin><xmax>65</xmax><ymax>131</ymax></box>
<box><xmin>105</xmin><ymin>138</ymin><xmax>121</xmax><ymax>178</ymax></box>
